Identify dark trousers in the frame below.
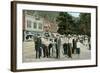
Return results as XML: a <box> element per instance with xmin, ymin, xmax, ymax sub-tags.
<box><xmin>55</xmin><ymin>44</ymin><xmax>58</xmax><ymax>58</ymax></box>
<box><xmin>42</xmin><ymin>44</ymin><xmax>49</xmax><ymax>58</ymax></box>
<box><xmin>72</xmin><ymin>48</ymin><xmax>75</xmax><ymax>54</ymax></box>
<box><xmin>56</xmin><ymin>48</ymin><xmax>60</xmax><ymax>58</ymax></box>
<box><xmin>64</xmin><ymin>47</ymin><xmax>68</xmax><ymax>55</ymax></box>
<box><xmin>56</xmin><ymin>48</ymin><xmax>58</xmax><ymax>58</ymax></box>
<box><xmin>68</xmin><ymin>43</ymin><xmax>72</xmax><ymax>58</ymax></box>
<box><xmin>76</xmin><ymin>48</ymin><xmax>80</xmax><ymax>54</ymax></box>
<box><xmin>72</xmin><ymin>45</ymin><xmax>76</xmax><ymax>54</ymax></box>
<box><xmin>36</xmin><ymin>47</ymin><xmax>41</xmax><ymax>59</ymax></box>
<box><xmin>42</xmin><ymin>44</ymin><xmax>46</xmax><ymax>57</ymax></box>
<box><xmin>63</xmin><ymin>43</ymin><xmax>68</xmax><ymax>55</ymax></box>
<box><xmin>48</xmin><ymin>44</ymin><xmax>52</xmax><ymax>57</ymax></box>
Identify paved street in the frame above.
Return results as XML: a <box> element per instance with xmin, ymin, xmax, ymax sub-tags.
<box><xmin>22</xmin><ymin>41</ymin><xmax>91</xmax><ymax>63</ymax></box>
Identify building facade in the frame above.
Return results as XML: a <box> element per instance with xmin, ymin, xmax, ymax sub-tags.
<box><xmin>23</xmin><ymin>10</ymin><xmax>58</xmax><ymax>41</ymax></box>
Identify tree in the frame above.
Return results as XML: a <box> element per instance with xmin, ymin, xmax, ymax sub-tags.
<box><xmin>79</xmin><ymin>13</ymin><xmax>91</xmax><ymax>36</ymax></box>
<box><xmin>56</xmin><ymin>12</ymin><xmax>74</xmax><ymax>35</ymax></box>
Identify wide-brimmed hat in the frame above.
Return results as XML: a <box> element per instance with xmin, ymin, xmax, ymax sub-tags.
<box><xmin>68</xmin><ymin>34</ymin><xmax>71</xmax><ymax>38</ymax></box>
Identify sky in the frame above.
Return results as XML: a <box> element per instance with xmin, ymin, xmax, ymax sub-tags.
<box><xmin>68</xmin><ymin>12</ymin><xmax>80</xmax><ymax>17</ymax></box>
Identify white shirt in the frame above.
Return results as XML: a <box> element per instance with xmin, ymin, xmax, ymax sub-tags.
<box><xmin>68</xmin><ymin>38</ymin><xmax>73</xmax><ymax>44</ymax></box>
<box><xmin>77</xmin><ymin>41</ymin><xmax>81</xmax><ymax>48</ymax></box>
<box><xmin>65</xmin><ymin>37</ymin><xmax>68</xmax><ymax>43</ymax></box>
<box><xmin>41</xmin><ymin>38</ymin><xmax>50</xmax><ymax>46</ymax></box>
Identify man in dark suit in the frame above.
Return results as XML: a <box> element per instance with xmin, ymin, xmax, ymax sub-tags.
<box><xmin>34</xmin><ymin>36</ymin><xmax>42</xmax><ymax>59</ymax></box>
<box><xmin>72</xmin><ymin>38</ymin><xmax>77</xmax><ymax>54</ymax></box>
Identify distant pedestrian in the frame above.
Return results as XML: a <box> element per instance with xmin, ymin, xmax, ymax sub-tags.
<box><xmin>72</xmin><ymin>38</ymin><xmax>77</xmax><ymax>54</ymax></box>
<box><xmin>56</xmin><ymin>36</ymin><xmax>61</xmax><ymax>58</ymax></box>
<box><xmin>54</xmin><ymin>38</ymin><xmax>58</xmax><ymax>58</ymax></box>
<box><xmin>76</xmin><ymin>39</ymin><xmax>81</xmax><ymax>55</ymax></box>
<box><xmin>63</xmin><ymin>37</ymin><xmax>68</xmax><ymax>55</ymax></box>
<box><xmin>34</xmin><ymin>36</ymin><xmax>42</xmax><ymax>59</ymax></box>
<box><xmin>48</xmin><ymin>43</ymin><xmax>53</xmax><ymax>57</ymax></box>
<box><xmin>67</xmin><ymin>35</ymin><xmax>72</xmax><ymax>58</ymax></box>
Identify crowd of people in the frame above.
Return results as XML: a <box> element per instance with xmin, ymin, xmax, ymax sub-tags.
<box><xmin>34</xmin><ymin>32</ymin><xmax>91</xmax><ymax>59</ymax></box>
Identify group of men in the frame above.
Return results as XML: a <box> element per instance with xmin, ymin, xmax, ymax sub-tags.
<box><xmin>34</xmin><ymin>33</ymin><xmax>90</xmax><ymax>59</ymax></box>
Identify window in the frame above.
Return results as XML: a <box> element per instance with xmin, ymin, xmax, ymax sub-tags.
<box><xmin>27</xmin><ymin>20</ymin><xmax>32</xmax><ymax>28</ymax></box>
<box><xmin>33</xmin><ymin>22</ymin><xmax>37</xmax><ymax>29</ymax></box>
<box><xmin>38</xmin><ymin>23</ymin><xmax>42</xmax><ymax>29</ymax></box>
<box><xmin>35</xmin><ymin>15</ymin><xmax>40</xmax><ymax>20</ymax></box>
